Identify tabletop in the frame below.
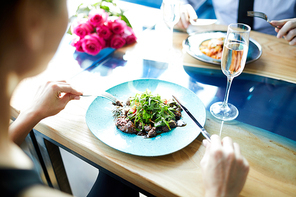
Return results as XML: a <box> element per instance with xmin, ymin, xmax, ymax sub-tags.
<box><xmin>10</xmin><ymin>1</ymin><xmax>296</xmax><ymax>196</ymax></box>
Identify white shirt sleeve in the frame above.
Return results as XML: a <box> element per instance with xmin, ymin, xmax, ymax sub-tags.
<box><xmin>212</xmin><ymin>0</ymin><xmax>296</xmax><ymax>35</ymax></box>
<box><xmin>181</xmin><ymin>0</ymin><xmax>207</xmax><ymax>10</ymax></box>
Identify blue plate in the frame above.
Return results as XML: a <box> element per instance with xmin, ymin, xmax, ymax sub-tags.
<box><xmin>183</xmin><ymin>31</ymin><xmax>262</xmax><ymax>65</ymax></box>
<box><xmin>85</xmin><ymin>79</ymin><xmax>206</xmax><ymax>156</ymax></box>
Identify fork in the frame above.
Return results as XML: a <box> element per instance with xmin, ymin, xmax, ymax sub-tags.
<box><xmin>247</xmin><ymin>11</ymin><xmax>280</xmax><ymax>29</ymax></box>
<box><xmin>81</xmin><ymin>92</ymin><xmax>119</xmax><ymax>104</ymax></box>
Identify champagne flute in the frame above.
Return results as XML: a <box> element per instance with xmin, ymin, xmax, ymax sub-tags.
<box><xmin>210</xmin><ymin>23</ymin><xmax>250</xmax><ymax>121</ymax></box>
<box><xmin>161</xmin><ymin>0</ymin><xmax>180</xmax><ymax>51</ymax></box>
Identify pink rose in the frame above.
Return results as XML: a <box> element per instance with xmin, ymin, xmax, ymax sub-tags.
<box><xmin>96</xmin><ymin>25</ymin><xmax>113</xmax><ymax>40</ymax></box>
<box><xmin>122</xmin><ymin>26</ymin><xmax>137</xmax><ymax>45</ymax></box>
<box><xmin>107</xmin><ymin>17</ymin><xmax>127</xmax><ymax>35</ymax></box>
<box><xmin>71</xmin><ymin>19</ymin><xmax>93</xmax><ymax>38</ymax></box>
<box><xmin>88</xmin><ymin>9</ymin><xmax>108</xmax><ymax>27</ymax></box>
<box><xmin>82</xmin><ymin>33</ymin><xmax>106</xmax><ymax>55</ymax></box>
<box><xmin>104</xmin><ymin>39</ymin><xmax>111</xmax><ymax>48</ymax></box>
<box><xmin>71</xmin><ymin>37</ymin><xmax>84</xmax><ymax>52</ymax></box>
<box><xmin>110</xmin><ymin>34</ymin><xmax>126</xmax><ymax>49</ymax></box>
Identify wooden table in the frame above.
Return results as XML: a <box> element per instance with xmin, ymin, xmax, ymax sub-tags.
<box><xmin>10</xmin><ymin>2</ymin><xmax>296</xmax><ymax>196</ymax></box>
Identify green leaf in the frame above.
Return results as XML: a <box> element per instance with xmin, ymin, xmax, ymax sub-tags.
<box><xmin>67</xmin><ymin>26</ymin><xmax>72</xmax><ymax>35</ymax></box>
<box><xmin>76</xmin><ymin>4</ymin><xmax>91</xmax><ymax>16</ymax></box>
<box><xmin>92</xmin><ymin>2</ymin><xmax>101</xmax><ymax>7</ymax></box>
<box><xmin>102</xmin><ymin>0</ymin><xmax>113</xmax><ymax>3</ymax></box>
<box><xmin>119</xmin><ymin>14</ymin><xmax>132</xmax><ymax>28</ymax></box>
<box><xmin>76</xmin><ymin>3</ymin><xmax>84</xmax><ymax>12</ymax></box>
<box><xmin>68</xmin><ymin>15</ymin><xmax>78</xmax><ymax>24</ymax></box>
<box><xmin>100</xmin><ymin>5</ymin><xmax>110</xmax><ymax>13</ymax></box>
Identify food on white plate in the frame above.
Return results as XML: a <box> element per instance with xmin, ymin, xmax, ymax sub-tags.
<box><xmin>199</xmin><ymin>37</ymin><xmax>225</xmax><ymax>59</ymax></box>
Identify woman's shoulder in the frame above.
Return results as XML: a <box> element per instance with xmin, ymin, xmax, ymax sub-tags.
<box><xmin>0</xmin><ymin>143</ymin><xmax>33</xmax><ymax>169</ymax></box>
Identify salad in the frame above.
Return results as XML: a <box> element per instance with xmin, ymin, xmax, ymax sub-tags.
<box><xmin>113</xmin><ymin>90</ymin><xmax>186</xmax><ymax>138</ymax></box>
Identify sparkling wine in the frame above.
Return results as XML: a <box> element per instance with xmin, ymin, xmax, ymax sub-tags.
<box><xmin>210</xmin><ymin>23</ymin><xmax>250</xmax><ymax>121</ymax></box>
<box><xmin>221</xmin><ymin>41</ymin><xmax>248</xmax><ymax>77</ymax></box>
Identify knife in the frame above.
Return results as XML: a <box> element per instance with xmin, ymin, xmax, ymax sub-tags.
<box><xmin>172</xmin><ymin>95</ymin><xmax>211</xmax><ymax>142</ymax></box>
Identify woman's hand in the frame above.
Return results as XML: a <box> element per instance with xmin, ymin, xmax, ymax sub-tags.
<box><xmin>200</xmin><ymin>135</ymin><xmax>249</xmax><ymax>197</ymax></box>
<box><xmin>9</xmin><ymin>80</ymin><xmax>82</xmax><ymax>146</ymax></box>
<box><xmin>28</xmin><ymin>80</ymin><xmax>83</xmax><ymax>120</ymax></box>
<box><xmin>270</xmin><ymin>18</ymin><xmax>296</xmax><ymax>46</ymax></box>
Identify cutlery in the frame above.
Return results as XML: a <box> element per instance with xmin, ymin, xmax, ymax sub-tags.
<box><xmin>190</xmin><ymin>18</ymin><xmax>217</xmax><ymax>26</ymax></box>
<box><xmin>172</xmin><ymin>95</ymin><xmax>211</xmax><ymax>142</ymax></box>
<box><xmin>247</xmin><ymin>11</ymin><xmax>280</xmax><ymax>29</ymax></box>
<box><xmin>81</xmin><ymin>92</ymin><xmax>121</xmax><ymax>105</ymax></box>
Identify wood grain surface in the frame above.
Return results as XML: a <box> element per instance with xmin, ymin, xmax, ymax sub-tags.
<box><xmin>10</xmin><ymin>2</ymin><xmax>296</xmax><ymax>196</ymax></box>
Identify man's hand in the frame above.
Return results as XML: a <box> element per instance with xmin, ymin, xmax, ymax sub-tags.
<box><xmin>200</xmin><ymin>135</ymin><xmax>249</xmax><ymax>197</ymax></box>
<box><xmin>270</xmin><ymin>18</ymin><xmax>296</xmax><ymax>46</ymax></box>
<box><xmin>175</xmin><ymin>4</ymin><xmax>197</xmax><ymax>30</ymax></box>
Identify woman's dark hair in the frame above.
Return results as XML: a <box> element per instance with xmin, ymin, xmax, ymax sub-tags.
<box><xmin>0</xmin><ymin>0</ymin><xmax>61</xmax><ymax>37</ymax></box>
<box><xmin>0</xmin><ymin>1</ymin><xmax>20</xmax><ymax>32</ymax></box>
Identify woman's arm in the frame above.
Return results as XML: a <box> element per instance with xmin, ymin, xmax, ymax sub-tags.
<box><xmin>9</xmin><ymin>80</ymin><xmax>82</xmax><ymax>146</ymax></box>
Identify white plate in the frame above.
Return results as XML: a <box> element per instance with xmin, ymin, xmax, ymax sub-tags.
<box><xmin>183</xmin><ymin>31</ymin><xmax>262</xmax><ymax>65</ymax></box>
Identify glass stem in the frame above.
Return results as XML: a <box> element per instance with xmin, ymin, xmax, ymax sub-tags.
<box><xmin>222</xmin><ymin>76</ymin><xmax>234</xmax><ymax>109</ymax></box>
<box><xmin>170</xmin><ymin>25</ymin><xmax>174</xmax><ymax>49</ymax></box>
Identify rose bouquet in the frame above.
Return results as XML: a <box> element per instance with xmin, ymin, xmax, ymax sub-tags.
<box><xmin>69</xmin><ymin>0</ymin><xmax>137</xmax><ymax>56</ymax></box>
